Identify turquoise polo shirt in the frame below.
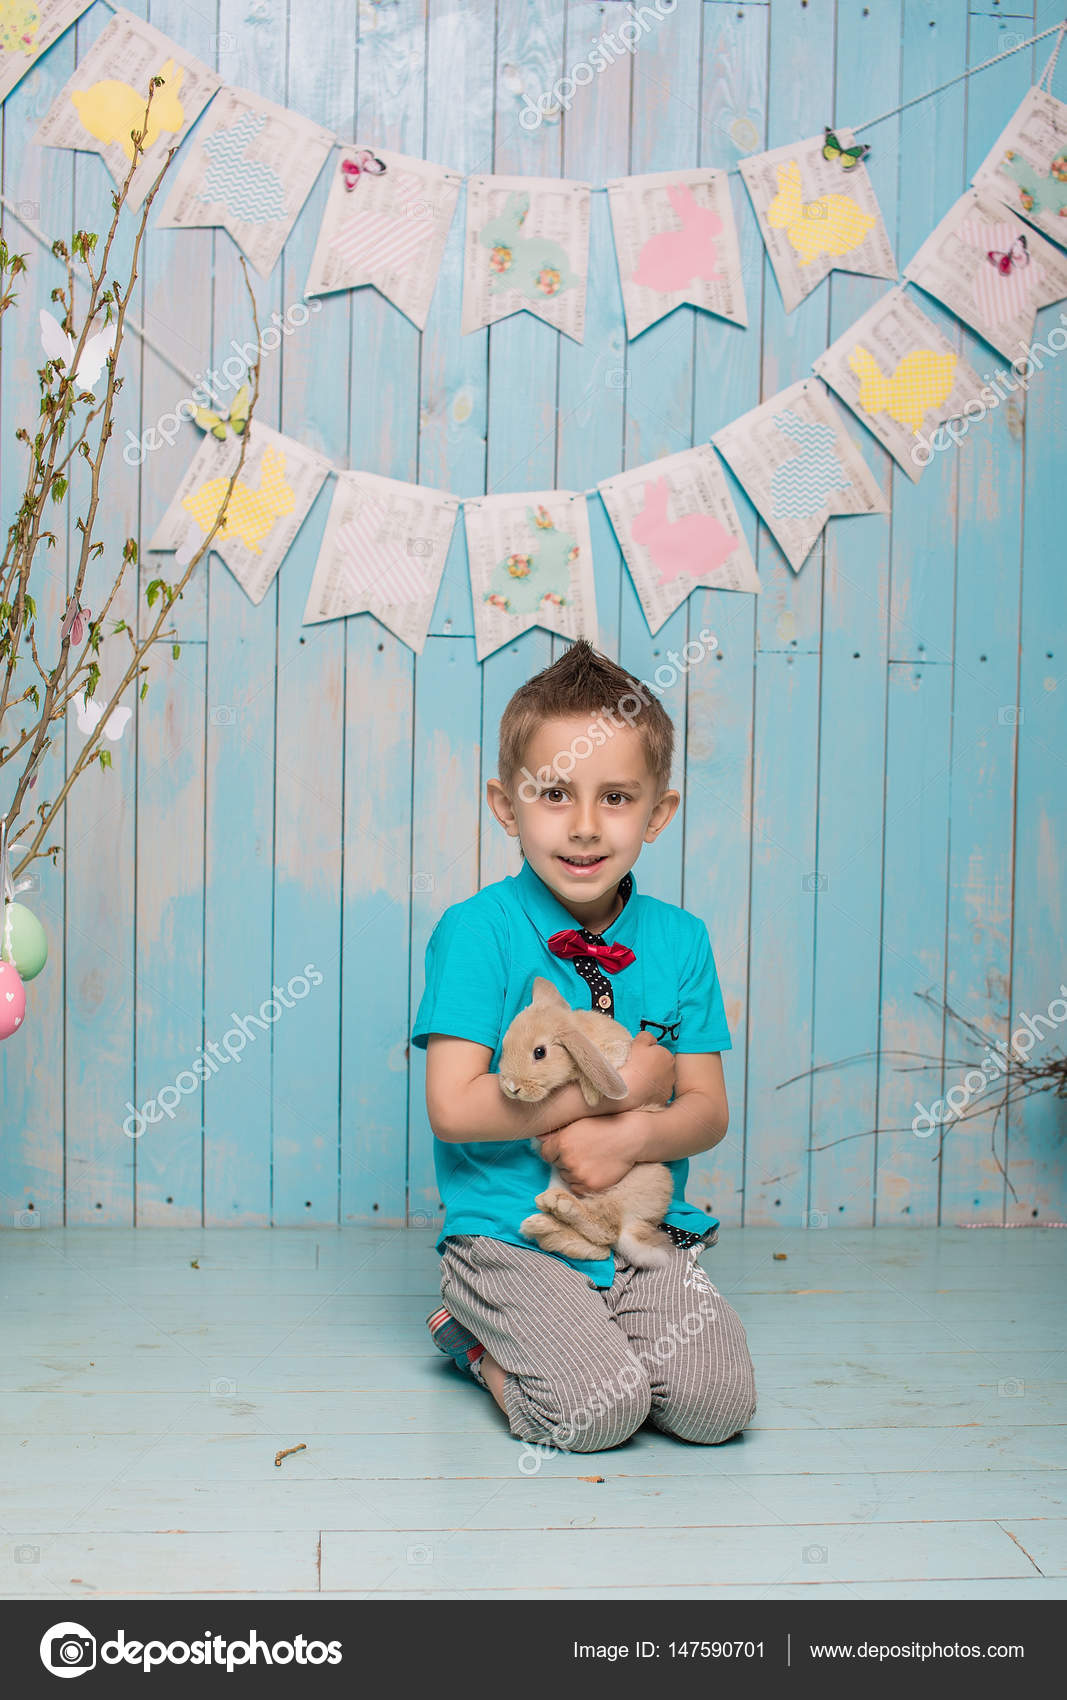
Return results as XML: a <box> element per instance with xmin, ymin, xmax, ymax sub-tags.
<box><xmin>411</xmin><ymin>855</ymin><xmax>732</xmax><ymax>1287</ymax></box>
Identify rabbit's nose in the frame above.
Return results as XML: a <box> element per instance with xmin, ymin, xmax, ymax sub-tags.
<box><xmin>502</xmin><ymin>1079</ymin><xmax>518</xmax><ymax>1096</ymax></box>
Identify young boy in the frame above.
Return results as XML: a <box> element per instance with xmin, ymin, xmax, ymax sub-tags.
<box><xmin>411</xmin><ymin>638</ymin><xmax>756</xmax><ymax>1453</ymax></box>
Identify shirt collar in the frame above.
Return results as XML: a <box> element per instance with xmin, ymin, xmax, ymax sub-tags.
<box><xmin>513</xmin><ymin>855</ymin><xmax>638</xmax><ymax>943</ymax></box>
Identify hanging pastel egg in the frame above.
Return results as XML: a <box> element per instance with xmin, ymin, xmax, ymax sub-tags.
<box><xmin>1</xmin><ymin>901</ymin><xmax>48</xmax><ymax>982</ymax></box>
<box><xmin>0</xmin><ymin>959</ymin><xmax>26</xmax><ymax>1040</ymax></box>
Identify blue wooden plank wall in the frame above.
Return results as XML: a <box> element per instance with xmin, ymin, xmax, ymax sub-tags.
<box><xmin>1</xmin><ymin>0</ymin><xmax>1063</xmax><ymax>1229</ymax></box>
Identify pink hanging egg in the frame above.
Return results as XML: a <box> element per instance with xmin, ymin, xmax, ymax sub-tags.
<box><xmin>0</xmin><ymin>959</ymin><xmax>26</xmax><ymax>1040</ymax></box>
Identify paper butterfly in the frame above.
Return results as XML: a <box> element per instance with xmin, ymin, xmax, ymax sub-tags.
<box><xmin>74</xmin><ymin>697</ymin><xmax>132</xmax><ymax>741</ymax></box>
<box><xmin>986</xmin><ymin>233</ymin><xmax>1029</xmax><ymax>274</ymax></box>
<box><xmin>822</xmin><ymin>127</ymin><xmax>870</xmax><ymax>170</ymax></box>
<box><xmin>340</xmin><ymin>149</ymin><xmax>386</xmax><ymax>190</ymax></box>
<box><xmin>1000</xmin><ymin>150</ymin><xmax>1067</xmax><ymax>222</ymax></box>
<box><xmin>193</xmin><ymin>382</ymin><xmax>250</xmax><ymax>440</ymax></box>
<box><xmin>39</xmin><ymin>308</ymin><xmax>115</xmax><ymax>392</ymax></box>
<box><xmin>60</xmin><ymin>597</ymin><xmax>91</xmax><ymax>646</ymax></box>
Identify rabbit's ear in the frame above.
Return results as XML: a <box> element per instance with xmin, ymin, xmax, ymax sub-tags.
<box><xmin>666</xmin><ymin>183</ymin><xmax>696</xmax><ymax>217</ymax></box>
<box><xmin>531</xmin><ymin>976</ymin><xmax>570</xmax><ymax>1009</ymax></box>
<box><xmin>558</xmin><ymin>1027</ymin><xmax>629</xmax><ymax>1101</ymax></box>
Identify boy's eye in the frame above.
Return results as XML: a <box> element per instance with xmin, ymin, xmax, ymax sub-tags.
<box><xmin>532</xmin><ymin>1045</ymin><xmax>547</xmax><ymax>1061</ymax></box>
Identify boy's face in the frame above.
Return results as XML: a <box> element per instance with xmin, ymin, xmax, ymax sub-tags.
<box><xmin>486</xmin><ymin>716</ymin><xmax>680</xmax><ymax>920</ymax></box>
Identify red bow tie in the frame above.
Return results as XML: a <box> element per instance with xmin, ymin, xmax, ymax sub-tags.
<box><xmin>547</xmin><ymin>929</ymin><xmax>636</xmax><ymax>972</ymax></box>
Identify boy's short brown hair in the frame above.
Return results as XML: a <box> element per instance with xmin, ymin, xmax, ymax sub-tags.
<box><xmin>497</xmin><ymin>636</ymin><xmax>675</xmax><ymax>804</ymax></box>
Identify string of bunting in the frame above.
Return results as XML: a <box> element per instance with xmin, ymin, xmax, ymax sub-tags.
<box><xmin>2</xmin><ymin>5</ymin><xmax>1067</xmax><ymax>660</ymax></box>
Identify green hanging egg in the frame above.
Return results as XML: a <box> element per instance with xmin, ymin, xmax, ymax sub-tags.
<box><xmin>1</xmin><ymin>901</ymin><xmax>48</xmax><ymax>982</ymax></box>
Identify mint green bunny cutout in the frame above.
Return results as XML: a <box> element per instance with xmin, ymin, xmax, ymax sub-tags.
<box><xmin>479</xmin><ymin>193</ymin><xmax>580</xmax><ymax>301</ymax></box>
<box><xmin>486</xmin><ymin>505</ymin><xmax>578</xmax><ymax>615</ymax></box>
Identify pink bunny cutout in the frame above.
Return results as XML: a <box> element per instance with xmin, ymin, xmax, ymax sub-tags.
<box><xmin>631</xmin><ymin>185</ymin><xmax>723</xmax><ymax>292</ymax></box>
<box><xmin>630</xmin><ymin>477</ymin><xmax>738</xmax><ymax>587</ymax></box>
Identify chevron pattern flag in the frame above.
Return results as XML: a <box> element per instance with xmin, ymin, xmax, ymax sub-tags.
<box><xmin>336</xmin><ymin>495</ymin><xmax>431</xmax><ymax>605</ymax></box>
<box><xmin>196</xmin><ymin>111</ymin><xmax>287</xmax><ymax>223</ymax></box>
<box><xmin>770</xmin><ymin>410</ymin><xmax>852</xmax><ymax>519</ymax></box>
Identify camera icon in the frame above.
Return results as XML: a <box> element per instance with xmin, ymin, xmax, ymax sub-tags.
<box><xmin>17</xmin><ymin>200</ymin><xmax>40</xmax><ymax>220</ymax></box>
<box><xmin>210</xmin><ymin>1377</ymin><xmax>237</xmax><ymax>1396</ymax></box>
<box><xmin>210</xmin><ymin>705</ymin><xmax>237</xmax><ymax>727</ymax></box>
<box><xmin>802</xmin><ymin>872</ymin><xmax>828</xmax><ymax>893</ymax></box>
<box><xmin>408</xmin><ymin>1209</ymin><xmax>435</xmax><ymax>1228</ymax></box>
<box><xmin>407</xmin><ymin>1544</ymin><xmax>433</xmax><ymax>1564</ymax></box>
<box><xmin>998</xmin><ymin>1378</ymin><xmax>1024</xmax><ymax>1398</ymax></box>
<box><xmin>41</xmin><ymin>1623</ymin><xmax>96</xmax><ymax>1672</ymax></box>
<box><xmin>15</xmin><ymin>1543</ymin><xmax>40</xmax><ymax>1563</ymax></box>
<box><xmin>997</xmin><ymin>706</ymin><xmax>1023</xmax><ymax>726</ymax></box>
<box><xmin>404</xmin><ymin>200</ymin><xmax>434</xmax><ymax>220</ymax></box>
<box><xmin>805</xmin><ymin>1209</ymin><xmax>828</xmax><ymax>1229</ymax></box>
<box><xmin>211</xmin><ymin>30</ymin><xmax>237</xmax><ymax>51</ymax></box>
<box><xmin>13</xmin><ymin>1209</ymin><xmax>40</xmax><ymax>1228</ymax></box>
<box><xmin>605</xmin><ymin>368</ymin><xmax>630</xmax><ymax>389</ymax></box>
<box><xmin>729</xmin><ymin>117</ymin><xmax>760</xmax><ymax>152</ymax></box>
<box><xmin>411</xmin><ymin>872</ymin><xmax>435</xmax><ymax>893</ymax></box>
<box><xmin>803</xmin><ymin>1544</ymin><xmax>828</xmax><ymax>1564</ymax></box>
<box><xmin>408</xmin><ymin>538</ymin><xmax>432</xmax><ymax>556</ymax></box>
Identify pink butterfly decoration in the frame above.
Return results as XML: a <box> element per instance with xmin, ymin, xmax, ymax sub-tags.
<box><xmin>340</xmin><ymin>149</ymin><xmax>387</xmax><ymax>191</ymax></box>
<box><xmin>60</xmin><ymin>597</ymin><xmax>91</xmax><ymax>646</ymax></box>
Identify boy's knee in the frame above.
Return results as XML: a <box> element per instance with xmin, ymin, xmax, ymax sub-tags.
<box><xmin>658</xmin><ymin>1361</ymin><xmax>758</xmax><ymax>1445</ymax></box>
<box><xmin>531</xmin><ymin>1369</ymin><xmax>652</xmax><ymax>1452</ymax></box>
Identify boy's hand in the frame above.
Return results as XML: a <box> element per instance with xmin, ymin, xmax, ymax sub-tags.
<box><xmin>537</xmin><ymin>1111</ymin><xmax>650</xmax><ymax>1195</ymax></box>
<box><xmin>618</xmin><ymin>1030</ymin><xmax>676</xmax><ymax>1110</ymax></box>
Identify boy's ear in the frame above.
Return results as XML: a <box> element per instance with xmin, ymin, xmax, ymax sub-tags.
<box><xmin>486</xmin><ymin>776</ymin><xmax>520</xmax><ymax>838</ymax></box>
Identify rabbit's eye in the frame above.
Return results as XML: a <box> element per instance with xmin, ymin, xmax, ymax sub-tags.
<box><xmin>532</xmin><ymin>1045</ymin><xmax>547</xmax><ymax>1061</ymax></box>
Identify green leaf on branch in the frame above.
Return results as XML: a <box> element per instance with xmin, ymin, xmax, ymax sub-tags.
<box><xmin>97</xmin><ymin>748</ymin><xmax>112</xmax><ymax>771</ymax></box>
<box><xmin>146</xmin><ymin>579</ymin><xmax>162</xmax><ymax>607</ymax></box>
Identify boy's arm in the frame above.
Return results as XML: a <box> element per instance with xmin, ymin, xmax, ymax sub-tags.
<box><xmin>624</xmin><ymin>1050</ymin><xmax>729</xmax><ymax>1161</ymax></box>
<box><xmin>425</xmin><ymin>1030</ymin><xmax>676</xmax><ymax>1143</ymax></box>
<box><xmin>536</xmin><ymin>1051</ymin><xmax>728</xmax><ymax>1194</ymax></box>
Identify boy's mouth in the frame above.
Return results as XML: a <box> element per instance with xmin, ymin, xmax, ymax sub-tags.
<box><xmin>556</xmin><ymin>853</ymin><xmax>608</xmax><ymax>877</ymax></box>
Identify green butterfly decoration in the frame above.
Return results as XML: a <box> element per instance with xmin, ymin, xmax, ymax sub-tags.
<box><xmin>822</xmin><ymin>127</ymin><xmax>870</xmax><ymax>170</ymax></box>
<box><xmin>192</xmin><ymin>382</ymin><xmax>251</xmax><ymax>441</ymax></box>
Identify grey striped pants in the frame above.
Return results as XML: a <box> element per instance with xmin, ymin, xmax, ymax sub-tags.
<box><xmin>439</xmin><ymin>1233</ymin><xmax>757</xmax><ymax>1453</ymax></box>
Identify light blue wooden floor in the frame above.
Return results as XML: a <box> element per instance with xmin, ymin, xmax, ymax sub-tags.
<box><xmin>1</xmin><ymin>1226</ymin><xmax>1065</xmax><ymax>1601</ymax></box>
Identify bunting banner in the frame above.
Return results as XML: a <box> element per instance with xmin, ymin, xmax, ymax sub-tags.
<box><xmin>147</xmin><ymin>420</ymin><xmax>331</xmax><ymax>605</ymax></box>
<box><xmin>971</xmin><ymin>83</ymin><xmax>1067</xmax><ymax>251</ymax></box>
<box><xmin>738</xmin><ymin>128</ymin><xmax>897</xmax><ymax>313</ymax></box>
<box><xmin>0</xmin><ymin>0</ymin><xmax>94</xmax><ymax>105</ymax></box>
<box><xmin>154</xmin><ymin>82</ymin><xmax>334</xmax><ymax>279</ymax></box>
<box><xmin>305</xmin><ymin>145</ymin><xmax>462</xmax><ymax>330</ymax></box>
<box><xmin>302</xmin><ymin>471</ymin><xmax>458</xmax><ymax>653</ymax></box>
<box><xmin>597</xmin><ymin>445</ymin><xmax>760</xmax><ymax>633</ymax></box>
<box><xmin>903</xmin><ymin>187</ymin><xmax>1067</xmax><ymax>363</ymax></box>
<box><xmin>464</xmin><ymin>491</ymin><xmax>598</xmax><ymax>662</ymax></box>
<box><xmin>606</xmin><ymin>168</ymin><xmax>748</xmax><ymax>339</ymax></box>
<box><xmin>812</xmin><ymin>285</ymin><xmax>988</xmax><ymax>483</ymax></box>
<box><xmin>32</xmin><ymin>6</ymin><xmax>221</xmax><ymax>214</ymax></box>
<box><xmin>462</xmin><ymin>175</ymin><xmax>591</xmax><ymax>341</ymax></box>
<box><xmin>712</xmin><ymin>377</ymin><xmax>889</xmax><ymax>574</ymax></box>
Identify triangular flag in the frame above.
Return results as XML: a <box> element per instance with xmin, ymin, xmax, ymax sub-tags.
<box><xmin>462</xmin><ymin>175</ymin><xmax>590</xmax><ymax>342</ymax></box>
<box><xmin>712</xmin><ymin>377</ymin><xmax>888</xmax><ymax>573</ymax></box>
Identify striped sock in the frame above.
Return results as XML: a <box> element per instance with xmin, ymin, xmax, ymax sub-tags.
<box><xmin>427</xmin><ymin>1305</ymin><xmax>488</xmax><ymax>1385</ymax></box>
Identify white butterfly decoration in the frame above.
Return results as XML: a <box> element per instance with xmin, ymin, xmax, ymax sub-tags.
<box><xmin>39</xmin><ymin>309</ymin><xmax>116</xmax><ymax>393</ymax></box>
<box><xmin>74</xmin><ymin>697</ymin><xmax>132</xmax><ymax>741</ymax></box>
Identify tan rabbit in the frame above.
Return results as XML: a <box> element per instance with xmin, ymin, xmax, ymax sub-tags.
<box><xmin>497</xmin><ymin>976</ymin><xmax>674</xmax><ymax>1269</ymax></box>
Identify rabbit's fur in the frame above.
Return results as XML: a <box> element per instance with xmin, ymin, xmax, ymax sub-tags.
<box><xmin>497</xmin><ymin>977</ymin><xmax>674</xmax><ymax>1269</ymax></box>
